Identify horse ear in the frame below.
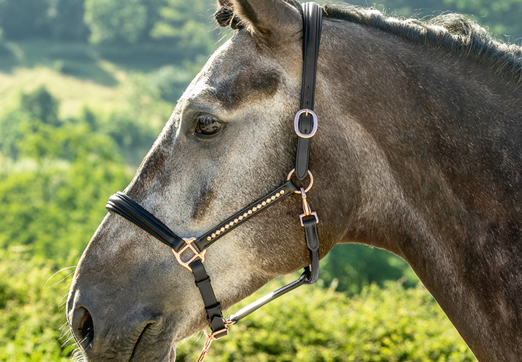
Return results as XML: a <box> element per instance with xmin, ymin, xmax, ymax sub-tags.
<box><xmin>226</xmin><ymin>0</ymin><xmax>302</xmax><ymax>42</ymax></box>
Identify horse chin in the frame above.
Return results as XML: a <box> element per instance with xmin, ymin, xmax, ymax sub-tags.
<box><xmin>160</xmin><ymin>345</ymin><xmax>177</xmax><ymax>362</ymax></box>
<box><xmin>168</xmin><ymin>348</ymin><xmax>177</xmax><ymax>362</ymax></box>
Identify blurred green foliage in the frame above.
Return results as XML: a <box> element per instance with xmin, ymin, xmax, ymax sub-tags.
<box><xmin>0</xmin><ymin>0</ymin><xmax>51</xmax><ymax>40</ymax></box>
<box><xmin>0</xmin><ymin>247</ymin><xmax>75</xmax><ymax>361</ymax></box>
<box><xmin>149</xmin><ymin>65</ymin><xmax>196</xmax><ymax>102</ymax></box>
<box><xmin>49</xmin><ymin>0</ymin><xmax>88</xmax><ymax>42</ymax></box>
<box><xmin>0</xmin><ymin>0</ymin><xmax>520</xmax><ymax>43</ymax></box>
<box><xmin>176</xmin><ymin>279</ymin><xmax>475</xmax><ymax>361</ymax></box>
<box><xmin>84</xmin><ymin>0</ymin><xmax>147</xmax><ymax>44</ymax></box>
<box><xmin>0</xmin><ymin>253</ymin><xmax>475</xmax><ymax>362</ymax></box>
<box><xmin>0</xmin><ymin>87</ymin><xmax>130</xmax><ymax>261</ymax></box>
<box><xmin>347</xmin><ymin>0</ymin><xmax>522</xmax><ymax>40</ymax></box>
<box><xmin>320</xmin><ymin>244</ymin><xmax>418</xmax><ymax>294</ymax></box>
<box><xmin>150</xmin><ymin>0</ymin><xmax>219</xmax><ymax>53</ymax></box>
<box><xmin>441</xmin><ymin>0</ymin><xmax>522</xmax><ymax>37</ymax></box>
<box><xmin>20</xmin><ymin>86</ymin><xmax>61</xmax><ymax>127</ymax></box>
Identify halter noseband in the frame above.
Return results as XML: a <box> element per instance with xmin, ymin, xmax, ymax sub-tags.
<box><xmin>105</xmin><ymin>3</ymin><xmax>323</xmax><ymax>360</ymax></box>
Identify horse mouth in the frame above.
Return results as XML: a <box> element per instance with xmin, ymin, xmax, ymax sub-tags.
<box><xmin>128</xmin><ymin>323</ymin><xmax>152</xmax><ymax>362</ymax></box>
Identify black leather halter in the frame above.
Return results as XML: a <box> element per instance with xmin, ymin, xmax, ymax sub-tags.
<box><xmin>105</xmin><ymin>2</ymin><xmax>322</xmax><ymax>359</ymax></box>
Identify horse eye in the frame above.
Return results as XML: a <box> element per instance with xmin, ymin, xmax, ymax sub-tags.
<box><xmin>195</xmin><ymin>114</ymin><xmax>222</xmax><ymax>136</ymax></box>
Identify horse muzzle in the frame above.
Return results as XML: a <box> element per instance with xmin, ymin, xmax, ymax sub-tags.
<box><xmin>67</xmin><ymin>282</ymin><xmax>176</xmax><ymax>362</ymax></box>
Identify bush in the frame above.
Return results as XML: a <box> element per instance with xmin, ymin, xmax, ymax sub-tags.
<box><xmin>0</xmin><ymin>247</ymin><xmax>75</xmax><ymax>361</ymax></box>
<box><xmin>320</xmin><ymin>243</ymin><xmax>418</xmax><ymax>295</ymax></box>
<box><xmin>0</xmin><ymin>109</ymin><xmax>129</xmax><ymax>261</ymax></box>
<box><xmin>176</xmin><ymin>279</ymin><xmax>475</xmax><ymax>361</ymax></box>
<box><xmin>0</xmin><ymin>261</ymin><xmax>474</xmax><ymax>362</ymax></box>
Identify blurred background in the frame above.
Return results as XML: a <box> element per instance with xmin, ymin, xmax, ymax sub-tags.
<box><xmin>1</xmin><ymin>0</ymin><xmax>520</xmax><ymax>360</ymax></box>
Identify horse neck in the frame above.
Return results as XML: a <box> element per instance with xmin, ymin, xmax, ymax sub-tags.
<box><xmin>315</xmin><ymin>20</ymin><xmax>522</xmax><ymax>361</ymax></box>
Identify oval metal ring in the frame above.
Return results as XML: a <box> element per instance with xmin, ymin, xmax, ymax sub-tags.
<box><xmin>294</xmin><ymin>109</ymin><xmax>318</xmax><ymax>139</ymax></box>
<box><xmin>287</xmin><ymin>169</ymin><xmax>314</xmax><ymax>194</ymax></box>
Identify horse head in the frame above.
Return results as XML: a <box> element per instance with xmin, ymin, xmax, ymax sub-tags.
<box><xmin>67</xmin><ymin>0</ymin><xmax>522</xmax><ymax>361</ymax></box>
<box><xmin>67</xmin><ymin>1</ymin><xmax>346</xmax><ymax>360</ymax></box>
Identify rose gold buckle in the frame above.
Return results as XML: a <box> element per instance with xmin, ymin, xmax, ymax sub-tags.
<box><xmin>299</xmin><ymin>188</ymin><xmax>319</xmax><ymax>226</ymax></box>
<box><xmin>205</xmin><ymin>326</ymin><xmax>230</xmax><ymax>341</ymax></box>
<box><xmin>299</xmin><ymin>212</ymin><xmax>319</xmax><ymax>226</ymax></box>
<box><xmin>196</xmin><ymin>325</ymin><xmax>231</xmax><ymax>362</ymax></box>
<box><xmin>171</xmin><ymin>237</ymin><xmax>207</xmax><ymax>271</ymax></box>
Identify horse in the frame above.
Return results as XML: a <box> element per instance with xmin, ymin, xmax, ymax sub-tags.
<box><xmin>66</xmin><ymin>0</ymin><xmax>522</xmax><ymax>361</ymax></box>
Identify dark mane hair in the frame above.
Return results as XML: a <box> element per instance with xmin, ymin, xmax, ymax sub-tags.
<box><xmin>323</xmin><ymin>4</ymin><xmax>522</xmax><ymax>86</ymax></box>
<box><xmin>215</xmin><ymin>2</ymin><xmax>522</xmax><ymax>86</ymax></box>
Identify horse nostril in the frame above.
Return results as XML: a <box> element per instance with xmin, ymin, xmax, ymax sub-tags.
<box><xmin>72</xmin><ymin>307</ymin><xmax>94</xmax><ymax>350</ymax></box>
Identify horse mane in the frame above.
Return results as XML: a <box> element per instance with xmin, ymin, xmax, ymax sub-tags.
<box><xmin>324</xmin><ymin>4</ymin><xmax>522</xmax><ymax>86</ymax></box>
<box><xmin>215</xmin><ymin>2</ymin><xmax>522</xmax><ymax>86</ymax></box>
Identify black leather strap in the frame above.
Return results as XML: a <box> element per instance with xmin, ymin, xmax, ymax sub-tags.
<box><xmin>295</xmin><ymin>2</ymin><xmax>322</xmax><ymax>180</ymax></box>
<box><xmin>106</xmin><ymin>192</ymin><xmax>185</xmax><ymax>251</ymax></box>
<box><xmin>302</xmin><ymin>216</ymin><xmax>320</xmax><ymax>283</ymax></box>
<box><xmin>106</xmin><ymin>181</ymin><xmax>298</xmax><ymax>335</ymax></box>
<box><xmin>190</xmin><ymin>259</ymin><xmax>227</xmax><ymax>336</ymax></box>
<box><xmin>106</xmin><ymin>181</ymin><xmax>297</xmax><ymax>254</ymax></box>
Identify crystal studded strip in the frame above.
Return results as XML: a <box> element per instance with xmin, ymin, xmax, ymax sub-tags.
<box><xmin>195</xmin><ymin>181</ymin><xmax>297</xmax><ymax>250</ymax></box>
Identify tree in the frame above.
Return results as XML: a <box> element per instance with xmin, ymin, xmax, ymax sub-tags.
<box><xmin>0</xmin><ymin>86</ymin><xmax>60</xmax><ymax>161</ymax></box>
<box><xmin>49</xmin><ymin>0</ymin><xmax>88</xmax><ymax>41</ymax></box>
<box><xmin>150</xmin><ymin>0</ymin><xmax>220</xmax><ymax>53</ymax></box>
<box><xmin>0</xmin><ymin>0</ymin><xmax>51</xmax><ymax>40</ymax></box>
<box><xmin>84</xmin><ymin>0</ymin><xmax>147</xmax><ymax>44</ymax></box>
<box><xmin>20</xmin><ymin>86</ymin><xmax>61</xmax><ymax>127</ymax></box>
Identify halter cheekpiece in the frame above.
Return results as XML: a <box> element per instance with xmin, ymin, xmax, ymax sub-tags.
<box><xmin>105</xmin><ymin>3</ymin><xmax>323</xmax><ymax>360</ymax></box>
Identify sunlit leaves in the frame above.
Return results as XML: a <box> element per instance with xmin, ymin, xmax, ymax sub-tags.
<box><xmin>0</xmin><ymin>88</ymin><xmax>129</xmax><ymax>261</ymax></box>
<box><xmin>84</xmin><ymin>0</ymin><xmax>147</xmax><ymax>44</ymax></box>
<box><xmin>0</xmin><ymin>248</ymin><xmax>76</xmax><ymax>361</ymax></box>
<box><xmin>150</xmin><ymin>0</ymin><xmax>221</xmax><ymax>53</ymax></box>
<box><xmin>176</xmin><ymin>280</ymin><xmax>475</xmax><ymax>361</ymax></box>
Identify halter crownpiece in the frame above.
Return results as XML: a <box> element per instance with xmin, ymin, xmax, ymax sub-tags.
<box><xmin>105</xmin><ymin>2</ymin><xmax>323</xmax><ymax>360</ymax></box>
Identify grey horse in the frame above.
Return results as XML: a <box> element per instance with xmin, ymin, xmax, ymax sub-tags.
<box><xmin>67</xmin><ymin>0</ymin><xmax>522</xmax><ymax>361</ymax></box>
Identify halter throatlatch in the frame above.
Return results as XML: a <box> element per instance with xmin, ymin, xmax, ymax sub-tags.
<box><xmin>105</xmin><ymin>3</ymin><xmax>323</xmax><ymax>361</ymax></box>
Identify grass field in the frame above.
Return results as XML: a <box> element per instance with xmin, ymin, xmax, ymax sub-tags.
<box><xmin>0</xmin><ymin>40</ymin><xmax>208</xmax><ymax>120</ymax></box>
